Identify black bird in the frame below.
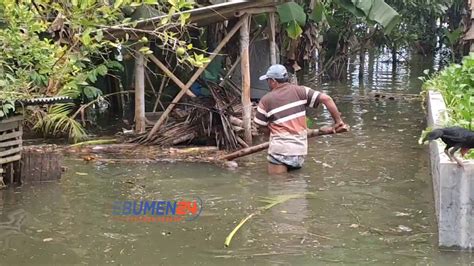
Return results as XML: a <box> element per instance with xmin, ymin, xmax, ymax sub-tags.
<box><xmin>422</xmin><ymin>127</ymin><xmax>474</xmax><ymax>168</ymax></box>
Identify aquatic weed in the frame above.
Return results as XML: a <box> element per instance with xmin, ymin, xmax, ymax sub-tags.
<box><xmin>422</xmin><ymin>53</ymin><xmax>474</xmax><ymax>158</ymax></box>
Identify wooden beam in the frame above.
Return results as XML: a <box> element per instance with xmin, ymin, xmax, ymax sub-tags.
<box><xmin>134</xmin><ymin>51</ymin><xmax>147</xmax><ymax>134</ymax></box>
<box><xmin>0</xmin><ymin>130</ymin><xmax>22</xmax><ymax>141</ymax></box>
<box><xmin>219</xmin><ymin>56</ymin><xmax>241</xmax><ymax>87</ymax></box>
<box><xmin>148</xmin><ymin>54</ymin><xmax>196</xmax><ymax>97</ymax></box>
<box><xmin>146</xmin><ymin>14</ymin><xmax>250</xmax><ymax>141</ymax></box>
<box><xmin>269</xmin><ymin>12</ymin><xmax>277</xmax><ymax>65</ymax></box>
<box><xmin>0</xmin><ymin>154</ymin><xmax>21</xmax><ymax>164</ymax></box>
<box><xmin>240</xmin><ymin>15</ymin><xmax>252</xmax><ymax>145</ymax></box>
<box><xmin>0</xmin><ymin>139</ymin><xmax>22</xmax><ymax>148</ymax></box>
<box><xmin>234</xmin><ymin>7</ymin><xmax>277</xmax><ymax>17</ymax></box>
<box><xmin>0</xmin><ymin>147</ymin><xmax>21</xmax><ymax>159</ymax></box>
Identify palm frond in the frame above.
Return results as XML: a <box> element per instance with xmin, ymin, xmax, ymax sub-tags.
<box><xmin>34</xmin><ymin>103</ymin><xmax>87</xmax><ymax>143</ymax></box>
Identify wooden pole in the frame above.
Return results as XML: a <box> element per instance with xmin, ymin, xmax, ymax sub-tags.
<box><xmin>134</xmin><ymin>51</ymin><xmax>146</xmax><ymax>134</ymax></box>
<box><xmin>219</xmin><ymin>127</ymin><xmax>349</xmax><ymax>161</ymax></box>
<box><xmin>146</xmin><ymin>14</ymin><xmax>250</xmax><ymax>141</ymax></box>
<box><xmin>241</xmin><ymin>15</ymin><xmax>252</xmax><ymax>145</ymax></box>
<box><xmin>269</xmin><ymin>12</ymin><xmax>277</xmax><ymax>65</ymax></box>
<box><xmin>148</xmin><ymin>54</ymin><xmax>196</xmax><ymax>97</ymax></box>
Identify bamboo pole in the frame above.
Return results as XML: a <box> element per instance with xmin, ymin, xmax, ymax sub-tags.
<box><xmin>134</xmin><ymin>51</ymin><xmax>146</xmax><ymax>134</ymax></box>
<box><xmin>219</xmin><ymin>128</ymin><xmax>349</xmax><ymax>161</ymax></box>
<box><xmin>240</xmin><ymin>15</ymin><xmax>252</xmax><ymax>145</ymax></box>
<box><xmin>269</xmin><ymin>12</ymin><xmax>277</xmax><ymax>65</ymax></box>
<box><xmin>146</xmin><ymin>14</ymin><xmax>250</xmax><ymax>141</ymax></box>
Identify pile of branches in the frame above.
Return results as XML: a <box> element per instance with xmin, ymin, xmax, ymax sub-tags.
<box><xmin>132</xmin><ymin>81</ymin><xmax>258</xmax><ymax>151</ymax></box>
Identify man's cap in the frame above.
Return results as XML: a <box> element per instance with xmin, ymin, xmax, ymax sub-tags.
<box><xmin>259</xmin><ymin>64</ymin><xmax>288</xmax><ymax>80</ymax></box>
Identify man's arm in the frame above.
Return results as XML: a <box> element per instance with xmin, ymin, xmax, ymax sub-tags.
<box><xmin>318</xmin><ymin>93</ymin><xmax>345</xmax><ymax>131</ymax></box>
<box><xmin>254</xmin><ymin>100</ymin><xmax>270</xmax><ymax>135</ymax></box>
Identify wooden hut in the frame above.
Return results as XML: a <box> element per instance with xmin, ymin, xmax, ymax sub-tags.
<box><xmin>103</xmin><ymin>0</ymin><xmax>281</xmax><ymax>146</ymax></box>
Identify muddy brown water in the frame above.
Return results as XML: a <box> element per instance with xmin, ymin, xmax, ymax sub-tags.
<box><xmin>1</xmin><ymin>55</ymin><xmax>474</xmax><ymax>265</ymax></box>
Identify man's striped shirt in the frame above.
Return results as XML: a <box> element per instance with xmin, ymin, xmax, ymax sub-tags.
<box><xmin>254</xmin><ymin>83</ymin><xmax>320</xmax><ymax>156</ymax></box>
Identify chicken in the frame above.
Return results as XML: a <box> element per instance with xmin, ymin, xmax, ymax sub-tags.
<box><xmin>422</xmin><ymin>127</ymin><xmax>474</xmax><ymax>168</ymax></box>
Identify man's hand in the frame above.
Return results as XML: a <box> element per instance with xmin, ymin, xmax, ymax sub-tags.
<box><xmin>333</xmin><ymin>120</ymin><xmax>348</xmax><ymax>133</ymax></box>
<box><xmin>319</xmin><ymin>122</ymin><xmax>350</xmax><ymax>135</ymax></box>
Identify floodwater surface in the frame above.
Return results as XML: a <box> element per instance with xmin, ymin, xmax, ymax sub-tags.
<box><xmin>1</xmin><ymin>55</ymin><xmax>474</xmax><ymax>265</ymax></box>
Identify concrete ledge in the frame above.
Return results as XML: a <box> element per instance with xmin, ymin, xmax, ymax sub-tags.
<box><xmin>427</xmin><ymin>90</ymin><xmax>474</xmax><ymax>249</ymax></box>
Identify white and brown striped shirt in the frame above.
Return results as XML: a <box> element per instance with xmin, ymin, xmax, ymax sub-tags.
<box><xmin>254</xmin><ymin>83</ymin><xmax>320</xmax><ymax>156</ymax></box>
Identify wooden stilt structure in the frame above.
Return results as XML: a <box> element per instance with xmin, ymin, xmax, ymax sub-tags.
<box><xmin>102</xmin><ymin>1</ymin><xmax>279</xmax><ymax>148</ymax></box>
<box><xmin>145</xmin><ymin>14</ymin><xmax>251</xmax><ymax>141</ymax></box>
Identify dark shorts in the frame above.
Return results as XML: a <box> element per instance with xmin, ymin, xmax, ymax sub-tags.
<box><xmin>267</xmin><ymin>154</ymin><xmax>305</xmax><ymax>170</ymax></box>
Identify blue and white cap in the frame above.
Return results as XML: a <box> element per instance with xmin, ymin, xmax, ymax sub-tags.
<box><xmin>259</xmin><ymin>64</ymin><xmax>289</xmax><ymax>80</ymax></box>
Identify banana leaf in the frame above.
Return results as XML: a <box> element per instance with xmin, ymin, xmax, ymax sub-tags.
<box><xmin>336</xmin><ymin>0</ymin><xmax>400</xmax><ymax>34</ymax></box>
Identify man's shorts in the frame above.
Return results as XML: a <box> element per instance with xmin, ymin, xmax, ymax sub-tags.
<box><xmin>267</xmin><ymin>154</ymin><xmax>305</xmax><ymax>170</ymax></box>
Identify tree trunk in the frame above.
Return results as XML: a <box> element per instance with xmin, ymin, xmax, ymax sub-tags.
<box><xmin>134</xmin><ymin>51</ymin><xmax>146</xmax><ymax>134</ymax></box>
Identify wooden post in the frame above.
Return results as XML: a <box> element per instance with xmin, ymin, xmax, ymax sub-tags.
<box><xmin>134</xmin><ymin>51</ymin><xmax>146</xmax><ymax>134</ymax></box>
<box><xmin>269</xmin><ymin>12</ymin><xmax>277</xmax><ymax>65</ymax></box>
<box><xmin>146</xmin><ymin>14</ymin><xmax>250</xmax><ymax>141</ymax></box>
<box><xmin>240</xmin><ymin>15</ymin><xmax>252</xmax><ymax>145</ymax></box>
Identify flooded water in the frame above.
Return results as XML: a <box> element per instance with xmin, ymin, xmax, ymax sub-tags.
<box><xmin>1</xmin><ymin>55</ymin><xmax>474</xmax><ymax>265</ymax></box>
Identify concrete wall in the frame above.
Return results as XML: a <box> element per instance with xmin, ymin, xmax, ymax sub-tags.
<box><xmin>427</xmin><ymin>91</ymin><xmax>474</xmax><ymax>249</ymax></box>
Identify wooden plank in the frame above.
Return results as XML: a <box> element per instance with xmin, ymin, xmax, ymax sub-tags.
<box><xmin>148</xmin><ymin>55</ymin><xmax>196</xmax><ymax>97</ymax></box>
<box><xmin>0</xmin><ymin>139</ymin><xmax>22</xmax><ymax>148</ymax></box>
<box><xmin>0</xmin><ymin>130</ymin><xmax>22</xmax><ymax>141</ymax></box>
<box><xmin>0</xmin><ymin>147</ymin><xmax>22</xmax><ymax>158</ymax></box>
<box><xmin>146</xmin><ymin>14</ymin><xmax>250</xmax><ymax>140</ymax></box>
<box><xmin>0</xmin><ymin>116</ymin><xmax>23</xmax><ymax>124</ymax></box>
<box><xmin>240</xmin><ymin>15</ymin><xmax>252</xmax><ymax>145</ymax></box>
<box><xmin>234</xmin><ymin>7</ymin><xmax>277</xmax><ymax>17</ymax></box>
<box><xmin>0</xmin><ymin>154</ymin><xmax>21</xmax><ymax>164</ymax></box>
<box><xmin>0</xmin><ymin>121</ymin><xmax>21</xmax><ymax>132</ymax></box>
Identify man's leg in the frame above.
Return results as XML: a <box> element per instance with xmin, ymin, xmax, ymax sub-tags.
<box><xmin>268</xmin><ymin>163</ymin><xmax>288</xmax><ymax>174</ymax></box>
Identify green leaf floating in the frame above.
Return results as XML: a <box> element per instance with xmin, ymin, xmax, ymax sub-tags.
<box><xmin>224</xmin><ymin>193</ymin><xmax>315</xmax><ymax>247</ymax></box>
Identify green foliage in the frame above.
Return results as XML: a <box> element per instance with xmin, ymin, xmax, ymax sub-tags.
<box><xmin>310</xmin><ymin>2</ymin><xmax>326</xmax><ymax>23</ymax></box>
<box><xmin>34</xmin><ymin>104</ymin><xmax>88</xmax><ymax>143</ymax></box>
<box><xmin>335</xmin><ymin>0</ymin><xmax>401</xmax><ymax>34</ymax></box>
<box><xmin>0</xmin><ymin>1</ymin><xmax>59</xmax><ymax>114</ymax></box>
<box><xmin>423</xmin><ymin>53</ymin><xmax>474</xmax><ymax>158</ymax></box>
<box><xmin>0</xmin><ymin>0</ymin><xmax>199</xmax><ymax>142</ymax></box>
<box><xmin>385</xmin><ymin>0</ymin><xmax>456</xmax><ymax>55</ymax></box>
<box><xmin>277</xmin><ymin>2</ymin><xmax>307</xmax><ymax>40</ymax></box>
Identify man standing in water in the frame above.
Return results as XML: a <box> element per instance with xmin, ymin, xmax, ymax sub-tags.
<box><xmin>254</xmin><ymin>64</ymin><xmax>347</xmax><ymax>174</ymax></box>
